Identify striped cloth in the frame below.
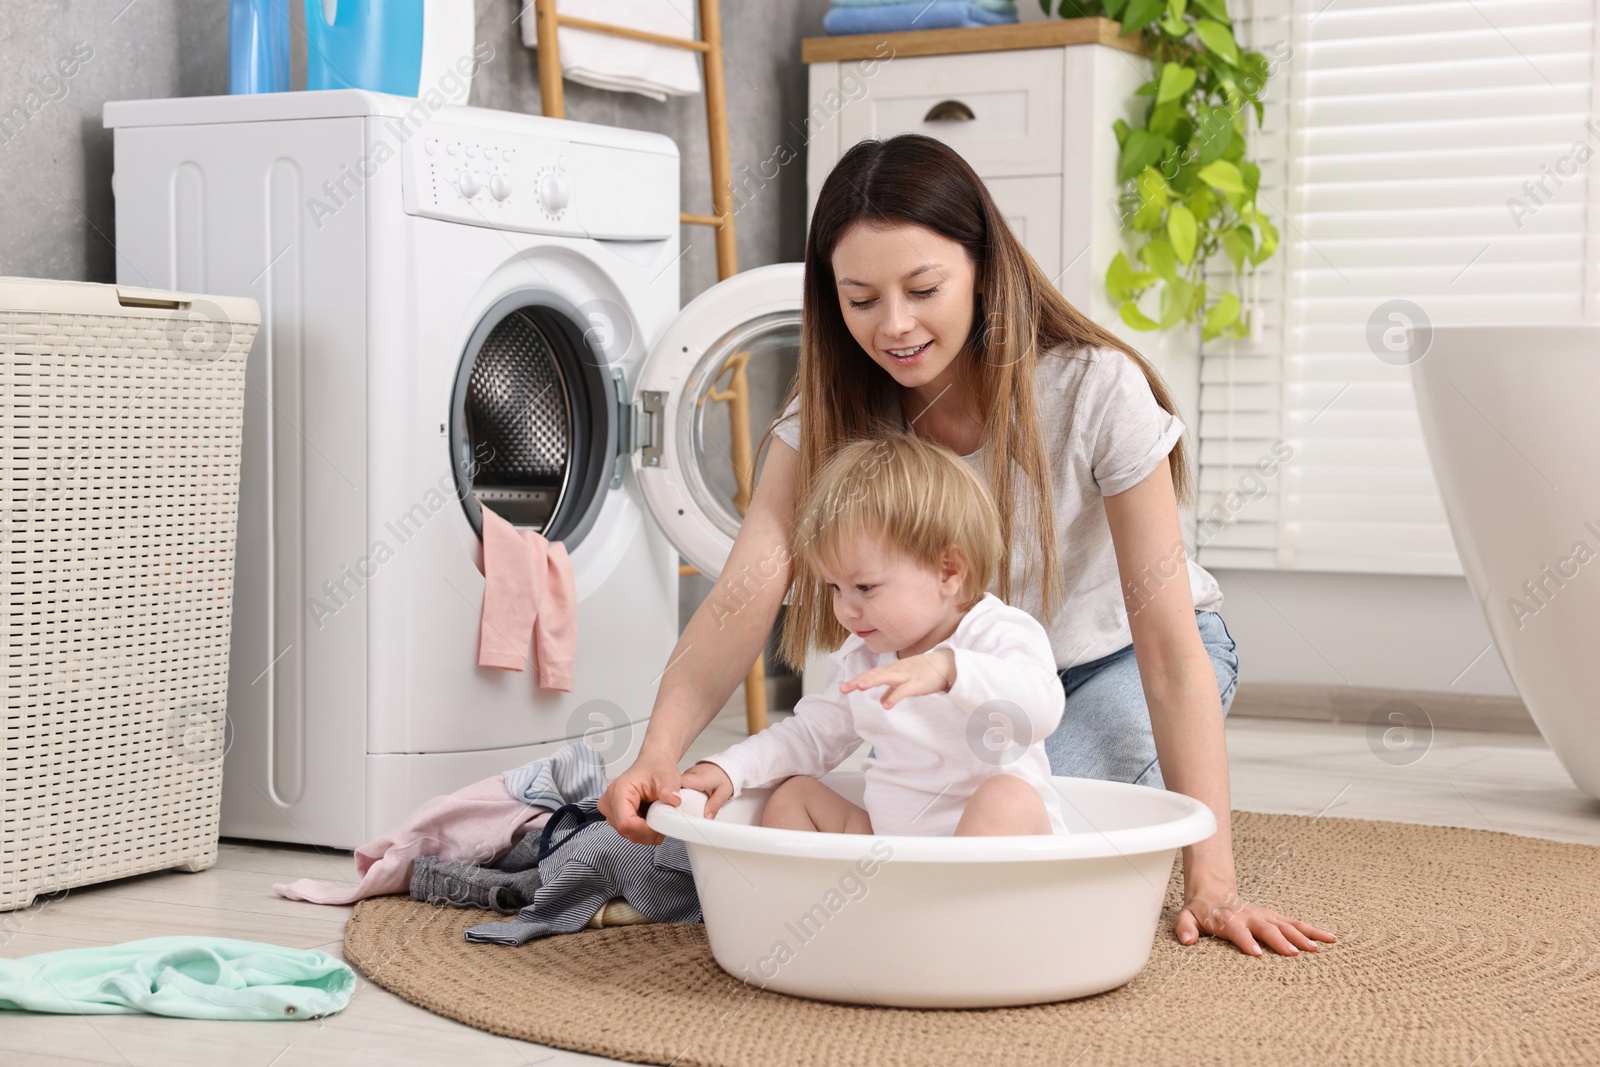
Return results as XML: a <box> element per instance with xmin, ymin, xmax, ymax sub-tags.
<box><xmin>502</xmin><ymin>738</ymin><xmax>609</xmax><ymax>810</ymax></box>
<box><xmin>462</xmin><ymin>795</ymin><xmax>701</xmax><ymax>946</ymax></box>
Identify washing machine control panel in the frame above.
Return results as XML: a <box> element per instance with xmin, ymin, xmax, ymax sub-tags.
<box><xmin>399</xmin><ymin>121</ymin><xmax>678</xmax><ymax>242</ymax></box>
<box><xmin>402</xmin><ymin>126</ymin><xmax>585</xmax><ymax>237</ymax></box>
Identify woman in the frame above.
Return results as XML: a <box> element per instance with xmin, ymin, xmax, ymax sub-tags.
<box><xmin>599</xmin><ymin>133</ymin><xmax>1335</xmax><ymax>958</ymax></box>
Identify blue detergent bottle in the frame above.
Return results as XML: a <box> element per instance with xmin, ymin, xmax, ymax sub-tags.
<box><xmin>229</xmin><ymin>0</ymin><xmax>290</xmax><ymax>93</ymax></box>
<box><xmin>303</xmin><ymin>0</ymin><xmax>427</xmax><ymax>96</ymax></box>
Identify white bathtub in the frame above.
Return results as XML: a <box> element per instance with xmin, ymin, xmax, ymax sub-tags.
<box><xmin>645</xmin><ymin>771</ymin><xmax>1216</xmax><ymax>1008</ymax></box>
<box><xmin>1411</xmin><ymin>325</ymin><xmax>1600</xmax><ymax>798</ymax></box>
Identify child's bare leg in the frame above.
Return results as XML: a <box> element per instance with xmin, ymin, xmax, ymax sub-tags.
<box><xmin>954</xmin><ymin>775</ymin><xmax>1053</xmax><ymax>836</ymax></box>
<box><xmin>760</xmin><ymin>776</ymin><xmax>873</xmax><ymax>834</ymax></box>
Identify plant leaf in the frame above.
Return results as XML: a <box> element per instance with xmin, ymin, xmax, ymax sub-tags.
<box><xmin>1251</xmin><ymin>215</ymin><xmax>1279</xmax><ymax>264</ymax></box>
<box><xmin>1119</xmin><ymin>0</ymin><xmax>1166</xmax><ymax>33</ymax></box>
<box><xmin>1193</xmin><ymin>19</ymin><xmax>1241</xmax><ymax>66</ymax></box>
<box><xmin>1239</xmin><ymin>159</ymin><xmax>1261</xmax><ymax>197</ymax></box>
<box><xmin>1166</xmin><ymin>0</ymin><xmax>1187</xmax><ymax>18</ymax></box>
<box><xmin>1159</xmin><ymin>276</ymin><xmax>1196</xmax><ymax>329</ymax></box>
<box><xmin>1120</xmin><ymin>300</ymin><xmax>1161</xmax><ymax>331</ymax></box>
<box><xmin>1159</xmin><ymin>14</ymin><xmax>1189</xmax><ymax>35</ymax></box>
<box><xmin>1221</xmin><ymin>227</ymin><xmax>1251</xmax><ymax>273</ymax></box>
<box><xmin>1113</xmin><ymin>117</ymin><xmax>1133</xmax><ymax>148</ymax></box>
<box><xmin>1167</xmin><ymin>203</ymin><xmax>1198</xmax><ymax>264</ymax></box>
<box><xmin>1147</xmin><ymin>100</ymin><xmax>1184</xmax><ymax>137</ymax></box>
<box><xmin>1195</xmin><ymin>104</ymin><xmax>1235</xmax><ymax>165</ymax></box>
<box><xmin>1119</xmin><ymin>128</ymin><xmax>1167</xmax><ymax>182</ymax></box>
<box><xmin>1156</xmin><ymin>62</ymin><xmax>1197</xmax><ymax>105</ymax></box>
<box><xmin>1202</xmin><ymin>292</ymin><xmax>1241</xmax><ymax>341</ymax></box>
<box><xmin>1102</xmin><ymin>0</ymin><xmax>1130</xmax><ymax>15</ymax></box>
<box><xmin>1106</xmin><ymin>251</ymin><xmax>1136</xmax><ymax>301</ymax></box>
<box><xmin>1138</xmin><ymin>235</ymin><xmax>1180</xmax><ymax>282</ymax></box>
<box><xmin>1191</xmin><ymin>0</ymin><xmax>1230</xmax><ymax>22</ymax></box>
<box><xmin>1197</xmin><ymin>159</ymin><xmax>1246</xmax><ymax>195</ymax></box>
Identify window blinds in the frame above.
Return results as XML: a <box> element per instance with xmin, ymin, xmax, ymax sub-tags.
<box><xmin>1192</xmin><ymin>0</ymin><xmax>1598</xmax><ymax>575</ymax></box>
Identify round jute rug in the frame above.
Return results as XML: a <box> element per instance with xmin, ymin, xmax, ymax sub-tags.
<box><xmin>343</xmin><ymin>810</ymin><xmax>1600</xmax><ymax>1067</ymax></box>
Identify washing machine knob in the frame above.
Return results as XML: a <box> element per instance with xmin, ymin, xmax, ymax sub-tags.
<box><xmin>539</xmin><ymin>172</ymin><xmax>571</xmax><ymax>213</ymax></box>
<box><xmin>457</xmin><ymin>170</ymin><xmax>482</xmax><ymax>199</ymax></box>
<box><xmin>490</xmin><ymin>173</ymin><xmax>513</xmax><ymax>201</ymax></box>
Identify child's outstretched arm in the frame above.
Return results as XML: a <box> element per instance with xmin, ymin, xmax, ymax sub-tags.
<box><xmin>695</xmin><ymin>652</ymin><xmax>863</xmax><ymax>798</ymax></box>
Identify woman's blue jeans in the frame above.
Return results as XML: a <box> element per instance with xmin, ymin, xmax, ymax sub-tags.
<box><xmin>1042</xmin><ymin>609</ymin><xmax>1239</xmax><ymax>790</ymax></box>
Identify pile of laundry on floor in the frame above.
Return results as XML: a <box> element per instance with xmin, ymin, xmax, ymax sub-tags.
<box><xmin>272</xmin><ymin>741</ymin><xmax>702</xmax><ymax>947</ymax></box>
<box><xmin>823</xmin><ymin>0</ymin><xmax>1019</xmax><ymax>35</ymax></box>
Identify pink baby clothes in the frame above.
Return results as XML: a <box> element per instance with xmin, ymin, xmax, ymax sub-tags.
<box><xmin>477</xmin><ymin>504</ymin><xmax>577</xmax><ymax>691</ymax></box>
<box><xmin>272</xmin><ymin>776</ymin><xmax>551</xmax><ymax>906</ymax></box>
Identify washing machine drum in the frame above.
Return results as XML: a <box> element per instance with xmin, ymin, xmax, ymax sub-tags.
<box><xmin>449</xmin><ymin>299</ymin><xmax>613</xmax><ymax>548</ymax></box>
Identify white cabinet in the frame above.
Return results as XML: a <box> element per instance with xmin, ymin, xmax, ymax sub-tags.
<box><xmin>803</xmin><ymin>26</ymin><xmax>1201</xmax><ymax>455</ymax></box>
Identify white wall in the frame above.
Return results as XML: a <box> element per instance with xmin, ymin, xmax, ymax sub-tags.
<box><xmin>1211</xmin><ymin>569</ymin><xmax>1518</xmax><ymax>697</ymax></box>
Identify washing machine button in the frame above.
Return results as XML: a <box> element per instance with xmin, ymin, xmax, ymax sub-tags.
<box><xmin>458</xmin><ymin>171</ymin><xmax>482</xmax><ymax>198</ymax></box>
<box><xmin>466</xmin><ymin>144</ymin><xmax>479</xmax><ymax>159</ymax></box>
<box><xmin>539</xmin><ymin>172</ymin><xmax>571</xmax><ymax>213</ymax></box>
<box><xmin>490</xmin><ymin>173</ymin><xmax>513</xmax><ymax>201</ymax></box>
<box><xmin>446</xmin><ymin>141</ymin><xmax>460</xmax><ymax>156</ymax></box>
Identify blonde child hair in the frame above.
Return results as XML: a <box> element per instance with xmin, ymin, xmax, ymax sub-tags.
<box><xmin>788</xmin><ymin>434</ymin><xmax>1003</xmax><ymax>654</ymax></box>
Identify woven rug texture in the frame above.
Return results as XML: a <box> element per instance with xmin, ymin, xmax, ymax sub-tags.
<box><xmin>343</xmin><ymin>810</ymin><xmax>1600</xmax><ymax>1067</ymax></box>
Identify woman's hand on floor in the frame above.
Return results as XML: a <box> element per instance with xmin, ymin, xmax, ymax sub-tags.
<box><xmin>1175</xmin><ymin>882</ymin><xmax>1338</xmax><ymax>957</ymax></box>
<box><xmin>599</xmin><ymin>755</ymin><xmax>683</xmax><ymax>845</ymax></box>
<box><xmin>680</xmin><ymin>761</ymin><xmax>735</xmax><ymax>818</ymax></box>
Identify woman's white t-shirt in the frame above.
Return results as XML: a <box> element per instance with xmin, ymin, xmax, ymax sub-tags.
<box><xmin>771</xmin><ymin>344</ymin><xmax>1225</xmax><ymax>670</ymax></box>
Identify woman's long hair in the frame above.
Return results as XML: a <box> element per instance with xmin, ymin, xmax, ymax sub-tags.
<box><xmin>774</xmin><ymin>133</ymin><xmax>1193</xmax><ymax>667</ymax></box>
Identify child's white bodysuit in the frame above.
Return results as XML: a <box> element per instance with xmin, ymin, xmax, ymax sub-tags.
<box><xmin>703</xmin><ymin>594</ymin><xmax>1071</xmax><ymax>836</ymax></box>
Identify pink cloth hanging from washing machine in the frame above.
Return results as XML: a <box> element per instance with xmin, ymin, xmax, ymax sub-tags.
<box><xmin>476</xmin><ymin>504</ymin><xmax>577</xmax><ymax>690</ymax></box>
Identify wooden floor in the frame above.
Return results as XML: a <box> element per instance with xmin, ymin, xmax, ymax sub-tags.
<box><xmin>3</xmin><ymin>705</ymin><xmax>1597</xmax><ymax>1066</ymax></box>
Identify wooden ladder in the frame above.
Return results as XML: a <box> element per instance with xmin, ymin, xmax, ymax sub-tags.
<box><xmin>529</xmin><ymin>0</ymin><xmax>770</xmax><ymax>735</ymax></box>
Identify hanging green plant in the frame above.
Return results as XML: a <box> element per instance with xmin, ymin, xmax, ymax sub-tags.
<box><xmin>1045</xmin><ymin>0</ymin><xmax>1280</xmax><ymax>342</ymax></box>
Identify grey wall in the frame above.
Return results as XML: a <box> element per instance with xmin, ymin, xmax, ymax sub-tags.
<box><xmin>0</xmin><ymin>0</ymin><xmax>828</xmax><ymax>298</ymax></box>
<box><xmin>0</xmin><ymin>0</ymin><xmax>828</xmax><ymax>677</ymax></box>
<box><xmin>0</xmin><ymin>2</ymin><xmax>1519</xmax><ymax>703</ymax></box>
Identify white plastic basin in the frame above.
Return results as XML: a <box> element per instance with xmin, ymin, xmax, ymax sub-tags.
<box><xmin>645</xmin><ymin>771</ymin><xmax>1217</xmax><ymax>1008</ymax></box>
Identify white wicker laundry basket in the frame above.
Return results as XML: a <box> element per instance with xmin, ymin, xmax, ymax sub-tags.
<box><xmin>0</xmin><ymin>277</ymin><xmax>257</xmax><ymax>912</ymax></box>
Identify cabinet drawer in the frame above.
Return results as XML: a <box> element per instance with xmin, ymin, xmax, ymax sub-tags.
<box><xmin>985</xmin><ymin>175</ymin><xmax>1062</xmax><ymax>285</ymax></box>
<box><xmin>837</xmin><ymin>48</ymin><xmax>1063</xmax><ymax>179</ymax></box>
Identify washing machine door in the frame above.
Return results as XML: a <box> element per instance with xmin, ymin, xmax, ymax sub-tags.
<box><xmin>631</xmin><ymin>261</ymin><xmax>803</xmax><ymax>578</ymax></box>
<box><xmin>448</xmin><ymin>291</ymin><xmax>618</xmax><ymax>551</ymax></box>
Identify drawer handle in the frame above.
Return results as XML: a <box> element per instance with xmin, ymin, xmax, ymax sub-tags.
<box><xmin>923</xmin><ymin>99</ymin><xmax>975</xmax><ymax>122</ymax></box>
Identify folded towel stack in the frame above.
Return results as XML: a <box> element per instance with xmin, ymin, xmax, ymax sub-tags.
<box><xmin>824</xmin><ymin>0</ymin><xmax>1020</xmax><ymax>35</ymax></box>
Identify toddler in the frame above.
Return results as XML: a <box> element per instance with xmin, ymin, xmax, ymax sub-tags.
<box><xmin>682</xmin><ymin>434</ymin><xmax>1070</xmax><ymax>837</ymax></box>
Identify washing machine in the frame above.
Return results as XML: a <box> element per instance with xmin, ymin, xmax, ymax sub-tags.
<box><xmin>104</xmin><ymin>91</ymin><xmax>802</xmax><ymax>849</ymax></box>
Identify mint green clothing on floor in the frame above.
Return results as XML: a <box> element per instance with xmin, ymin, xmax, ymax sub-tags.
<box><xmin>0</xmin><ymin>937</ymin><xmax>356</xmax><ymax>1020</ymax></box>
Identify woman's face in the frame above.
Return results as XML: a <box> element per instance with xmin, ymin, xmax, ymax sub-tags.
<box><xmin>831</xmin><ymin>221</ymin><xmax>978</xmax><ymax>397</ymax></box>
